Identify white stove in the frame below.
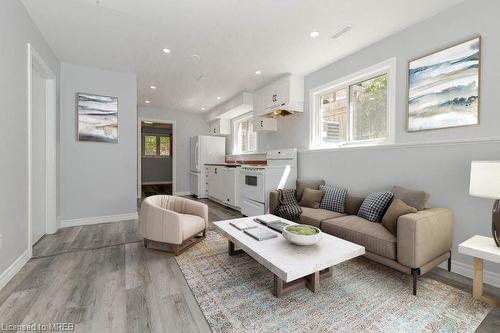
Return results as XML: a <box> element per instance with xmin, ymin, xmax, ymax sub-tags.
<box><xmin>239</xmin><ymin>149</ymin><xmax>297</xmax><ymax>216</ymax></box>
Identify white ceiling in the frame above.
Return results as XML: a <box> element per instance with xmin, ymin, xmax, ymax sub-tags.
<box><xmin>22</xmin><ymin>0</ymin><xmax>464</xmax><ymax>113</ymax></box>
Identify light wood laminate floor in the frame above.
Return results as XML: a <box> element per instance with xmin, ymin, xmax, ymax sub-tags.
<box><xmin>1</xmin><ymin>196</ymin><xmax>499</xmax><ymax>332</ymax></box>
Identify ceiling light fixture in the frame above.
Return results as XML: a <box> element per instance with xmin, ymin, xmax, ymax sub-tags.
<box><xmin>162</xmin><ymin>48</ymin><xmax>171</xmax><ymax>54</ymax></box>
<box><xmin>255</xmin><ymin>70</ymin><xmax>262</xmax><ymax>75</ymax></box>
<box><xmin>216</xmin><ymin>96</ymin><xmax>221</xmax><ymax>100</ymax></box>
<box><xmin>330</xmin><ymin>25</ymin><xmax>352</xmax><ymax>39</ymax></box>
<box><xmin>150</xmin><ymin>85</ymin><xmax>157</xmax><ymax>90</ymax></box>
<box><xmin>145</xmin><ymin>100</ymin><xmax>151</xmax><ymax>104</ymax></box>
<box><xmin>310</xmin><ymin>31</ymin><xmax>320</xmax><ymax>38</ymax></box>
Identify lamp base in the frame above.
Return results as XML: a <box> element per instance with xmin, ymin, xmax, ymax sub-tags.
<box><xmin>493</xmin><ymin>199</ymin><xmax>500</xmax><ymax>247</ymax></box>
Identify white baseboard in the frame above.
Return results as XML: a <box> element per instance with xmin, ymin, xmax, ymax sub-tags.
<box><xmin>0</xmin><ymin>250</ymin><xmax>30</xmax><ymax>291</ymax></box>
<box><xmin>175</xmin><ymin>191</ymin><xmax>192</xmax><ymax>196</ymax></box>
<box><xmin>438</xmin><ymin>259</ymin><xmax>500</xmax><ymax>289</ymax></box>
<box><xmin>61</xmin><ymin>212</ymin><xmax>138</xmax><ymax>228</ymax></box>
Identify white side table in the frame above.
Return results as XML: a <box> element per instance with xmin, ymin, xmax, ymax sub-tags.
<box><xmin>458</xmin><ymin>235</ymin><xmax>500</xmax><ymax>306</ymax></box>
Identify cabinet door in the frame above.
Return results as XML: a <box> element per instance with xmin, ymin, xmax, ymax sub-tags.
<box><xmin>207</xmin><ymin>166</ymin><xmax>216</xmax><ymax>198</ymax></box>
<box><xmin>209</xmin><ymin>121</ymin><xmax>219</xmax><ymax>136</ymax></box>
<box><xmin>223</xmin><ymin>168</ymin><xmax>235</xmax><ymax>206</ymax></box>
<box><xmin>212</xmin><ymin>166</ymin><xmax>224</xmax><ymax>201</ymax></box>
<box><xmin>254</xmin><ymin>117</ymin><xmax>277</xmax><ymax>132</ymax></box>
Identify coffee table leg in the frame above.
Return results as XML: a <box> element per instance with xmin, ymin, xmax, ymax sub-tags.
<box><xmin>228</xmin><ymin>240</ymin><xmax>243</xmax><ymax>256</ymax></box>
<box><xmin>274</xmin><ymin>275</ymin><xmax>284</xmax><ymax>297</ymax></box>
<box><xmin>306</xmin><ymin>271</ymin><xmax>320</xmax><ymax>293</ymax></box>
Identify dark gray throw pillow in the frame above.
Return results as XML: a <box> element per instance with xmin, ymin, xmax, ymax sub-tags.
<box><xmin>319</xmin><ymin>185</ymin><xmax>348</xmax><ymax>213</ymax></box>
<box><xmin>391</xmin><ymin>186</ymin><xmax>429</xmax><ymax>211</ymax></box>
<box><xmin>358</xmin><ymin>191</ymin><xmax>394</xmax><ymax>223</ymax></box>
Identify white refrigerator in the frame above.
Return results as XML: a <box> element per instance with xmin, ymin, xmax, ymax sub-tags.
<box><xmin>190</xmin><ymin>135</ymin><xmax>226</xmax><ymax>198</ymax></box>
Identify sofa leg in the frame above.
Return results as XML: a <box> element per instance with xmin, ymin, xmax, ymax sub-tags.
<box><xmin>143</xmin><ymin>239</ymin><xmax>148</xmax><ymax>248</ymax></box>
<box><xmin>447</xmin><ymin>254</ymin><xmax>452</xmax><ymax>272</ymax></box>
<box><xmin>411</xmin><ymin>268</ymin><xmax>420</xmax><ymax>296</ymax></box>
<box><xmin>202</xmin><ymin>229</ymin><xmax>206</xmax><ymax>237</ymax></box>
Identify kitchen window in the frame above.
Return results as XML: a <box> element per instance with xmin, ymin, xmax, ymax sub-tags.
<box><xmin>310</xmin><ymin>58</ymin><xmax>395</xmax><ymax>150</ymax></box>
<box><xmin>233</xmin><ymin>113</ymin><xmax>257</xmax><ymax>154</ymax></box>
<box><xmin>142</xmin><ymin>134</ymin><xmax>171</xmax><ymax>158</ymax></box>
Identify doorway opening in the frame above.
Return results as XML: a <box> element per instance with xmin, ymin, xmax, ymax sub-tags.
<box><xmin>27</xmin><ymin>44</ymin><xmax>57</xmax><ymax>251</ymax></box>
<box><xmin>138</xmin><ymin>119</ymin><xmax>176</xmax><ymax>200</ymax></box>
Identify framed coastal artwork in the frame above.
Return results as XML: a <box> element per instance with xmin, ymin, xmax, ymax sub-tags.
<box><xmin>77</xmin><ymin>93</ymin><xmax>118</xmax><ymax>143</ymax></box>
<box><xmin>407</xmin><ymin>37</ymin><xmax>480</xmax><ymax>132</ymax></box>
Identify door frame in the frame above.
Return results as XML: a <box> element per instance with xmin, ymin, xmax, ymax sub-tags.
<box><xmin>27</xmin><ymin>43</ymin><xmax>57</xmax><ymax>252</ymax></box>
<box><xmin>137</xmin><ymin>118</ymin><xmax>176</xmax><ymax>198</ymax></box>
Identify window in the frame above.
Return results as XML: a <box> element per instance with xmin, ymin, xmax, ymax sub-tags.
<box><xmin>310</xmin><ymin>59</ymin><xmax>395</xmax><ymax>149</ymax></box>
<box><xmin>142</xmin><ymin>134</ymin><xmax>171</xmax><ymax>158</ymax></box>
<box><xmin>232</xmin><ymin>113</ymin><xmax>257</xmax><ymax>154</ymax></box>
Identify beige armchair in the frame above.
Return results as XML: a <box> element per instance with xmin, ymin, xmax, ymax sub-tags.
<box><xmin>139</xmin><ymin>195</ymin><xmax>208</xmax><ymax>254</ymax></box>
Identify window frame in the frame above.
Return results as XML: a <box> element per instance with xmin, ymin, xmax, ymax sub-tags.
<box><xmin>309</xmin><ymin>58</ymin><xmax>396</xmax><ymax>150</ymax></box>
<box><xmin>232</xmin><ymin>112</ymin><xmax>258</xmax><ymax>155</ymax></box>
<box><xmin>142</xmin><ymin>133</ymin><xmax>172</xmax><ymax>158</ymax></box>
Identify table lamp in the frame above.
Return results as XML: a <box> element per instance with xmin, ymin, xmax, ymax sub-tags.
<box><xmin>469</xmin><ymin>161</ymin><xmax>500</xmax><ymax>247</ymax></box>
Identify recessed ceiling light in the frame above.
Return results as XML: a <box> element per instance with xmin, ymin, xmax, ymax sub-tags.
<box><xmin>216</xmin><ymin>96</ymin><xmax>221</xmax><ymax>100</ymax></box>
<box><xmin>201</xmin><ymin>107</ymin><xmax>206</xmax><ymax>111</ymax></box>
<box><xmin>255</xmin><ymin>70</ymin><xmax>262</xmax><ymax>75</ymax></box>
<box><xmin>310</xmin><ymin>31</ymin><xmax>320</xmax><ymax>38</ymax></box>
<box><xmin>191</xmin><ymin>54</ymin><xmax>201</xmax><ymax>61</ymax></box>
<box><xmin>145</xmin><ymin>100</ymin><xmax>151</xmax><ymax>104</ymax></box>
<box><xmin>150</xmin><ymin>85</ymin><xmax>156</xmax><ymax>90</ymax></box>
<box><xmin>162</xmin><ymin>48</ymin><xmax>171</xmax><ymax>54</ymax></box>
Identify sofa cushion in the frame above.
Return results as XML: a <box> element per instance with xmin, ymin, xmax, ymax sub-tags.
<box><xmin>299</xmin><ymin>188</ymin><xmax>324</xmax><ymax>209</ymax></box>
<box><xmin>296</xmin><ymin>179</ymin><xmax>325</xmax><ymax>202</ymax></box>
<box><xmin>299</xmin><ymin>207</ymin><xmax>345</xmax><ymax>228</ymax></box>
<box><xmin>391</xmin><ymin>185</ymin><xmax>430</xmax><ymax>211</ymax></box>
<box><xmin>358</xmin><ymin>191</ymin><xmax>394</xmax><ymax>222</ymax></box>
<box><xmin>344</xmin><ymin>195</ymin><xmax>365</xmax><ymax>215</ymax></box>
<box><xmin>322</xmin><ymin>215</ymin><xmax>397</xmax><ymax>260</ymax></box>
<box><xmin>319</xmin><ymin>185</ymin><xmax>348</xmax><ymax>213</ymax></box>
<box><xmin>381</xmin><ymin>198</ymin><xmax>417</xmax><ymax>236</ymax></box>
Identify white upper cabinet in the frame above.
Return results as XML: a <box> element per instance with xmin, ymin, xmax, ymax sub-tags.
<box><xmin>209</xmin><ymin>118</ymin><xmax>231</xmax><ymax>136</ymax></box>
<box><xmin>254</xmin><ymin>74</ymin><xmax>304</xmax><ymax>117</ymax></box>
<box><xmin>254</xmin><ymin>116</ymin><xmax>277</xmax><ymax>132</ymax></box>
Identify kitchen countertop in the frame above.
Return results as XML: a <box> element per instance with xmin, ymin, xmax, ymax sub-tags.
<box><xmin>204</xmin><ymin>163</ymin><xmax>242</xmax><ymax>167</ymax></box>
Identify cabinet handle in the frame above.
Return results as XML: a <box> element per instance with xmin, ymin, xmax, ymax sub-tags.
<box><xmin>260</xmin><ymin>120</ymin><xmax>263</xmax><ymax>127</ymax></box>
<box><xmin>213</xmin><ymin>128</ymin><xmax>216</xmax><ymax>134</ymax></box>
<box><xmin>215</xmin><ymin>168</ymin><xmax>217</xmax><ymax>174</ymax></box>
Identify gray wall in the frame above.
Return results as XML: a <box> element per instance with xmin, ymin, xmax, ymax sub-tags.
<box><xmin>259</xmin><ymin>0</ymin><xmax>500</xmax><ymax>283</ymax></box>
<box><xmin>139</xmin><ymin>107</ymin><xmax>209</xmax><ymax>193</ymax></box>
<box><xmin>0</xmin><ymin>0</ymin><xmax>60</xmax><ymax>276</ymax></box>
<box><xmin>141</xmin><ymin>127</ymin><xmax>173</xmax><ymax>183</ymax></box>
<box><xmin>60</xmin><ymin>63</ymin><xmax>137</xmax><ymax>221</ymax></box>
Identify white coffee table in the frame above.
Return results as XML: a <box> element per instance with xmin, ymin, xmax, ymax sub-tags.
<box><xmin>213</xmin><ymin>215</ymin><xmax>365</xmax><ymax>297</ymax></box>
<box><xmin>458</xmin><ymin>235</ymin><xmax>500</xmax><ymax>306</ymax></box>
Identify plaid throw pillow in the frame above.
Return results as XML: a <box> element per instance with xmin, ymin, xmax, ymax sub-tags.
<box><xmin>358</xmin><ymin>191</ymin><xmax>394</xmax><ymax>222</ymax></box>
<box><xmin>319</xmin><ymin>185</ymin><xmax>348</xmax><ymax>213</ymax></box>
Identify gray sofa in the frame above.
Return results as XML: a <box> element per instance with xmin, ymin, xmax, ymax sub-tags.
<box><xmin>269</xmin><ymin>179</ymin><xmax>454</xmax><ymax>295</ymax></box>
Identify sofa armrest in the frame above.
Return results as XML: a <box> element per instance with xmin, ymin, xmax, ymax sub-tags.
<box><xmin>269</xmin><ymin>191</ymin><xmax>280</xmax><ymax>214</ymax></box>
<box><xmin>397</xmin><ymin>208</ymin><xmax>453</xmax><ymax>268</ymax></box>
<box><xmin>182</xmin><ymin>200</ymin><xmax>209</xmax><ymax>229</ymax></box>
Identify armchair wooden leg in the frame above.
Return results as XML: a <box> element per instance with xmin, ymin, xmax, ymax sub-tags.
<box><xmin>411</xmin><ymin>268</ymin><xmax>420</xmax><ymax>296</ymax></box>
<box><xmin>448</xmin><ymin>253</ymin><xmax>452</xmax><ymax>272</ymax></box>
<box><xmin>143</xmin><ymin>239</ymin><xmax>148</xmax><ymax>248</ymax></box>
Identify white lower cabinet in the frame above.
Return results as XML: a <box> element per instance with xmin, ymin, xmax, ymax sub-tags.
<box><xmin>207</xmin><ymin>165</ymin><xmax>240</xmax><ymax>209</ymax></box>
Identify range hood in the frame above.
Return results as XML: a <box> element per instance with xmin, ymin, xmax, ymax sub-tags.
<box><xmin>254</xmin><ymin>74</ymin><xmax>304</xmax><ymax>118</ymax></box>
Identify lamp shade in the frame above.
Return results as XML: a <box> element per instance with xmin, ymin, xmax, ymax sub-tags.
<box><xmin>469</xmin><ymin>161</ymin><xmax>500</xmax><ymax>199</ymax></box>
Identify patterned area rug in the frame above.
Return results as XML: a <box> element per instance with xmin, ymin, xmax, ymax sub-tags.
<box><xmin>176</xmin><ymin>232</ymin><xmax>490</xmax><ymax>333</ymax></box>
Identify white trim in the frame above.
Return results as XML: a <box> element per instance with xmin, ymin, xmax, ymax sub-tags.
<box><xmin>174</xmin><ymin>191</ymin><xmax>191</xmax><ymax>196</ymax></box>
<box><xmin>309</xmin><ymin>57</ymin><xmax>396</xmax><ymax>150</ymax></box>
<box><xmin>27</xmin><ymin>43</ymin><xmax>58</xmax><ymax>257</ymax></box>
<box><xmin>138</xmin><ymin>118</ymin><xmax>176</xmax><ymax>198</ymax></box>
<box><xmin>0</xmin><ymin>251</ymin><xmax>30</xmax><ymax>291</ymax></box>
<box><xmin>438</xmin><ymin>260</ymin><xmax>500</xmax><ymax>289</ymax></box>
<box><xmin>301</xmin><ymin>136</ymin><xmax>500</xmax><ymax>155</ymax></box>
<box><xmin>60</xmin><ymin>212</ymin><xmax>139</xmax><ymax>228</ymax></box>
